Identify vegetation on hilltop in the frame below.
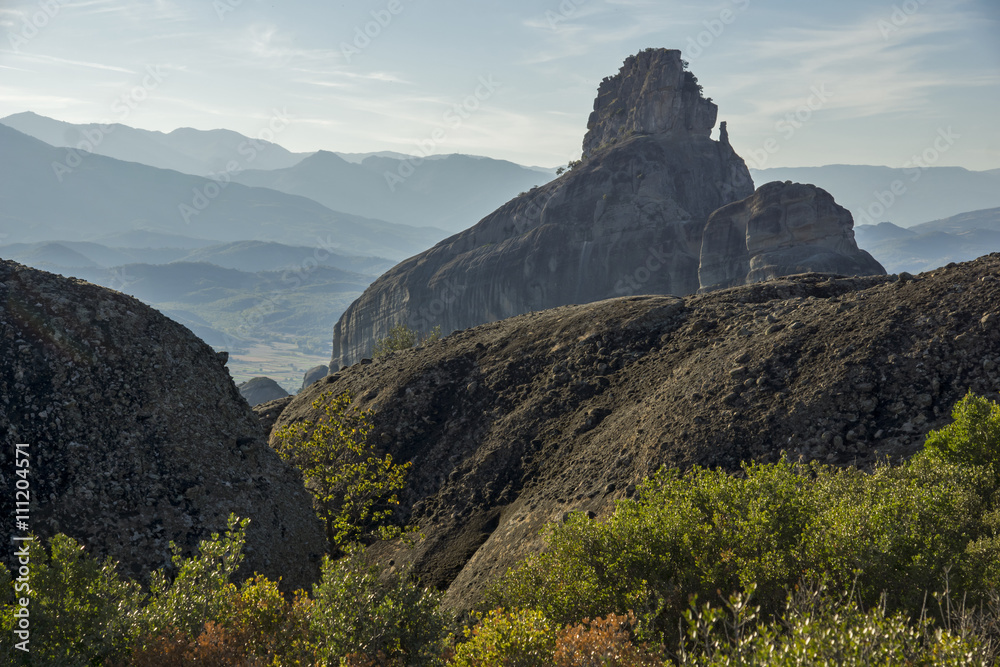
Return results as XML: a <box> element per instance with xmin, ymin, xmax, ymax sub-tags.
<box><xmin>3</xmin><ymin>392</ymin><xmax>1000</xmax><ymax>664</ymax></box>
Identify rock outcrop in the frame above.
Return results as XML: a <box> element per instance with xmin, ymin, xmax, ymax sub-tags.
<box><xmin>271</xmin><ymin>254</ymin><xmax>1000</xmax><ymax>609</ymax></box>
<box><xmin>331</xmin><ymin>49</ymin><xmax>754</xmax><ymax>368</ymax></box>
<box><xmin>301</xmin><ymin>365</ymin><xmax>329</xmax><ymax>390</ymax></box>
<box><xmin>699</xmin><ymin>181</ymin><xmax>885</xmax><ymax>291</ymax></box>
<box><xmin>0</xmin><ymin>260</ymin><xmax>325</xmax><ymax>590</ymax></box>
<box><xmin>238</xmin><ymin>376</ymin><xmax>290</xmax><ymax>407</ymax></box>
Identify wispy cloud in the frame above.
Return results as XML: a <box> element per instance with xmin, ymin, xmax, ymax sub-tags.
<box><xmin>0</xmin><ymin>50</ymin><xmax>135</xmax><ymax>73</ymax></box>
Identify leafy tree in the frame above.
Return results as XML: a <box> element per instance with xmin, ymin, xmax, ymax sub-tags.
<box><xmin>274</xmin><ymin>390</ymin><xmax>411</xmax><ymax>553</ymax></box>
<box><xmin>373</xmin><ymin>323</ymin><xmax>442</xmax><ymax>361</ymax></box>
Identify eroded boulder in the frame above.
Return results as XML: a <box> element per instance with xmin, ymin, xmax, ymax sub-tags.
<box><xmin>0</xmin><ymin>260</ymin><xmax>325</xmax><ymax>590</ymax></box>
<box><xmin>699</xmin><ymin>181</ymin><xmax>886</xmax><ymax>291</ymax></box>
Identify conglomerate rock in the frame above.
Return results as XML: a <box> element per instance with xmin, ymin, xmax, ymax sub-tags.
<box><xmin>273</xmin><ymin>254</ymin><xmax>1000</xmax><ymax>609</ymax></box>
<box><xmin>0</xmin><ymin>259</ymin><xmax>325</xmax><ymax>590</ymax></box>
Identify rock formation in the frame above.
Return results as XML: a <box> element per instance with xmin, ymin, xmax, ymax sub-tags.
<box><xmin>301</xmin><ymin>364</ymin><xmax>329</xmax><ymax>390</ymax></box>
<box><xmin>699</xmin><ymin>181</ymin><xmax>885</xmax><ymax>291</ymax></box>
<box><xmin>271</xmin><ymin>254</ymin><xmax>1000</xmax><ymax>609</ymax></box>
<box><xmin>330</xmin><ymin>48</ymin><xmax>755</xmax><ymax>368</ymax></box>
<box><xmin>0</xmin><ymin>260</ymin><xmax>325</xmax><ymax>590</ymax></box>
<box><xmin>238</xmin><ymin>376</ymin><xmax>290</xmax><ymax>407</ymax></box>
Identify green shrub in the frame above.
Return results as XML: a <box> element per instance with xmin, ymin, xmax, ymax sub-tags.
<box><xmin>0</xmin><ymin>534</ymin><xmax>144</xmax><ymax>666</ymax></box>
<box><xmin>373</xmin><ymin>323</ymin><xmax>442</xmax><ymax>361</ymax></box>
<box><xmin>489</xmin><ymin>455</ymin><xmax>1000</xmax><ymax>644</ymax></box>
<box><xmin>676</xmin><ymin>583</ymin><xmax>989</xmax><ymax>666</ymax></box>
<box><xmin>449</xmin><ymin>608</ymin><xmax>558</xmax><ymax>667</ymax></box>
<box><xmin>923</xmin><ymin>390</ymin><xmax>1000</xmax><ymax>471</ymax></box>
<box><xmin>139</xmin><ymin>514</ymin><xmax>247</xmax><ymax>642</ymax></box>
<box><xmin>309</xmin><ymin>548</ymin><xmax>448</xmax><ymax>666</ymax></box>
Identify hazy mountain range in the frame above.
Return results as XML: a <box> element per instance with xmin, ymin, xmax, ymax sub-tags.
<box><xmin>855</xmin><ymin>207</ymin><xmax>1000</xmax><ymax>274</ymax></box>
<box><xmin>3</xmin><ymin>110</ymin><xmax>1000</xmax><ymax>392</ymax></box>
<box><xmin>2</xmin><ymin>112</ymin><xmax>555</xmax><ymax>233</ymax></box>
<box><xmin>0</xmin><ymin>124</ymin><xmax>444</xmax><ymax>258</ymax></box>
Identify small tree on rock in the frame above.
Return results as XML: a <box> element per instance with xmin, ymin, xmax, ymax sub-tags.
<box><xmin>274</xmin><ymin>391</ymin><xmax>410</xmax><ymax>554</ymax></box>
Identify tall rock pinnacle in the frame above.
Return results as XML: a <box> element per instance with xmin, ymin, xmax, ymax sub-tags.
<box><xmin>330</xmin><ymin>48</ymin><xmax>755</xmax><ymax>369</ymax></box>
<box><xmin>582</xmin><ymin>48</ymin><xmax>718</xmax><ymax>155</ymax></box>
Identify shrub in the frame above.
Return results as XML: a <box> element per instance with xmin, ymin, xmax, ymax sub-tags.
<box><xmin>373</xmin><ymin>323</ymin><xmax>442</xmax><ymax>361</ymax></box>
<box><xmin>140</xmin><ymin>514</ymin><xmax>248</xmax><ymax>642</ymax></box>
<box><xmin>553</xmin><ymin>612</ymin><xmax>664</xmax><ymax>666</ymax></box>
<box><xmin>274</xmin><ymin>390</ymin><xmax>411</xmax><ymax>553</ymax></box>
<box><xmin>489</xmin><ymin>454</ymin><xmax>1000</xmax><ymax>644</ymax></box>
<box><xmin>309</xmin><ymin>548</ymin><xmax>448</xmax><ymax>666</ymax></box>
<box><xmin>0</xmin><ymin>533</ymin><xmax>144</xmax><ymax>666</ymax></box>
<box><xmin>676</xmin><ymin>583</ymin><xmax>990</xmax><ymax>666</ymax></box>
<box><xmin>449</xmin><ymin>608</ymin><xmax>558</xmax><ymax>667</ymax></box>
<box><xmin>923</xmin><ymin>390</ymin><xmax>1000</xmax><ymax>472</ymax></box>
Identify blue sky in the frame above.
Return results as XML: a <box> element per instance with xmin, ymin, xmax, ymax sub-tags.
<box><xmin>1</xmin><ymin>0</ymin><xmax>998</xmax><ymax>170</ymax></box>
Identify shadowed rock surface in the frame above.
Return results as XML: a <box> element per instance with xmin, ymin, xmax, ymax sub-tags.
<box><xmin>271</xmin><ymin>254</ymin><xmax>1000</xmax><ymax>610</ymax></box>
<box><xmin>699</xmin><ymin>181</ymin><xmax>885</xmax><ymax>291</ymax></box>
<box><xmin>330</xmin><ymin>49</ymin><xmax>754</xmax><ymax>368</ymax></box>
<box><xmin>0</xmin><ymin>260</ymin><xmax>325</xmax><ymax>590</ymax></box>
<box><xmin>238</xmin><ymin>376</ymin><xmax>291</xmax><ymax>407</ymax></box>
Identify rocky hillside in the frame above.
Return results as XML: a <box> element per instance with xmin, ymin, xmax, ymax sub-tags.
<box><xmin>330</xmin><ymin>48</ymin><xmax>755</xmax><ymax>368</ymax></box>
<box><xmin>268</xmin><ymin>253</ymin><xmax>1000</xmax><ymax>609</ymax></box>
<box><xmin>0</xmin><ymin>259</ymin><xmax>325</xmax><ymax>590</ymax></box>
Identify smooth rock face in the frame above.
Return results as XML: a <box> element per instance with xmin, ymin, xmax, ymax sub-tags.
<box><xmin>331</xmin><ymin>49</ymin><xmax>754</xmax><ymax>368</ymax></box>
<box><xmin>699</xmin><ymin>181</ymin><xmax>886</xmax><ymax>291</ymax></box>
<box><xmin>0</xmin><ymin>260</ymin><xmax>325</xmax><ymax>590</ymax></box>
<box><xmin>301</xmin><ymin>365</ymin><xmax>329</xmax><ymax>391</ymax></box>
<box><xmin>238</xmin><ymin>376</ymin><xmax>290</xmax><ymax>407</ymax></box>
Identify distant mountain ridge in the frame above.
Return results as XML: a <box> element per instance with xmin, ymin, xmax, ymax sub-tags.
<box><xmin>2</xmin><ymin>112</ymin><xmax>555</xmax><ymax>233</ymax></box>
<box><xmin>231</xmin><ymin>150</ymin><xmax>553</xmax><ymax>232</ymax></box>
<box><xmin>856</xmin><ymin>206</ymin><xmax>1000</xmax><ymax>273</ymax></box>
<box><xmin>0</xmin><ymin>111</ymin><xmax>311</xmax><ymax>176</ymax></box>
<box><xmin>0</xmin><ymin>124</ymin><xmax>445</xmax><ymax>259</ymax></box>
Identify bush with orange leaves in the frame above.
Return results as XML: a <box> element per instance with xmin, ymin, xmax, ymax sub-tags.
<box><xmin>553</xmin><ymin>612</ymin><xmax>665</xmax><ymax>667</ymax></box>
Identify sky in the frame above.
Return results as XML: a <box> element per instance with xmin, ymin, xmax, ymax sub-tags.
<box><xmin>1</xmin><ymin>0</ymin><xmax>998</xmax><ymax>171</ymax></box>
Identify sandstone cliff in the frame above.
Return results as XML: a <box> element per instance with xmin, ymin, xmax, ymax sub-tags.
<box><xmin>272</xmin><ymin>254</ymin><xmax>1000</xmax><ymax>609</ymax></box>
<box><xmin>330</xmin><ymin>49</ymin><xmax>754</xmax><ymax>368</ymax></box>
<box><xmin>699</xmin><ymin>181</ymin><xmax>885</xmax><ymax>290</ymax></box>
<box><xmin>0</xmin><ymin>260</ymin><xmax>325</xmax><ymax>590</ymax></box>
